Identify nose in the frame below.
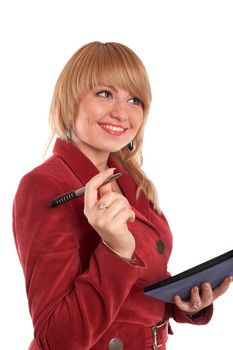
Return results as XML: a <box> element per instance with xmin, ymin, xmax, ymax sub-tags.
<box><xmin>110</xmin><ymin>99</ymin><xmax>128</xmax><ymax>121</ymax></box>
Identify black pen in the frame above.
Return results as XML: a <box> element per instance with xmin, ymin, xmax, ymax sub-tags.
<box><xmin>49</xmin><ymin>172</ymin><xmax>121</xmax><ymax>208</ymax></box>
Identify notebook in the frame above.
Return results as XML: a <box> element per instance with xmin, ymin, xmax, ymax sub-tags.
<box><xmin>144</xmin><ymin>249</ymin><xmax>233</xmax><ymax>303</ymax></box>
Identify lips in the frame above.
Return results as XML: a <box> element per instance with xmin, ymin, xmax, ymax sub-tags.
<box><xmin>98</xmin><ymin>123</ymin><xmax>127</xmax><ymax>136</ymax></box>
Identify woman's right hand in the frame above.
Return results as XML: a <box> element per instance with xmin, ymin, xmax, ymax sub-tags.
<box><xmin>84</xmin><ymin>168</ymin><xmax>136</xmax><ymax>259</ymax></box>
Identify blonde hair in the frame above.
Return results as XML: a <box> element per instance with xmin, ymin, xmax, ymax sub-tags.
<box><xmin>49</xmin><ymin>41</ymin><xmax>160</xmax><ymax>212</ymax></box>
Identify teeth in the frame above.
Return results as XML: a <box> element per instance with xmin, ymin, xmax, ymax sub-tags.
<box><xmin>101</xmin><ymin>124</ymin><xmax>124</xmax><ymax>132</ymax></box>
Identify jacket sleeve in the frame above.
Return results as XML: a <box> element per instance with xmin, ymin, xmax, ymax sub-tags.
<box><xmin>13</xmin><ymin>171</ymin><xmax>146</xmax><ymax>350</ymax></box>
<box><xmin>167</xmin><ymin>303</ymin><xmax>213</xmax><ymax>326</ymax></box>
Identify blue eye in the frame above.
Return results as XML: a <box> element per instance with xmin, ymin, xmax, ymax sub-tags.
<box><xmin>97</xmin><ymin>90</ymin><xmax>112</xmax><ymax>98</ymax></box>
<box><xmin>128</xmin><ymin>97</ymin><xmax>142</xmax><ymax>105</ymax></box>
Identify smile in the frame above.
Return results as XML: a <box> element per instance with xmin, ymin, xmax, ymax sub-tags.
<box><xmin>98</xmin><ymin>123</ymin><xmax>127</xmax><ymax>136</ymax></box>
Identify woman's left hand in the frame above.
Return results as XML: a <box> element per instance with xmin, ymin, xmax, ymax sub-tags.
<box><xmin>173</xmin><ymin>276</ymin><xmax>232</xmax><ymax>316</ymax></box>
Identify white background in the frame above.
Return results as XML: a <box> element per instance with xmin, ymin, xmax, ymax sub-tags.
<box><xmin>0</xmin><ymin>0</ymin><xmax>232</xmax><ymax>349</ymax></box>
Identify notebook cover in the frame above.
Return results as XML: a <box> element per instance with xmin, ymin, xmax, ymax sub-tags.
<box><xmin>144</xmin><ymin>249</ymin><xmax>233</xmax><ymax>303</ymax></box>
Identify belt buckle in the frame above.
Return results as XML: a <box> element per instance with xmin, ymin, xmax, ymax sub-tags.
<box><xmin>151</xmin><ymin>320</ymin><xmax>168</xmax><ymax>350</ymax></box>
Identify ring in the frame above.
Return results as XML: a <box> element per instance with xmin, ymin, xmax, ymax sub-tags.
<box><xmin>97</xmin><ymin>202</ymin><xmax>108</xmax><ymax>210</ymax></box>
<box><xmin>191</xmin><ymin>303</ymin><xmax>199</xmax><ymax>309</ymax></box>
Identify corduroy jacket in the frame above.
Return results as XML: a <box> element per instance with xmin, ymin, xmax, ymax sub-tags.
<box><xmin>13</xmin><ymin>138</ymin><xmax>213</xmax><ymax>350</ymax></box>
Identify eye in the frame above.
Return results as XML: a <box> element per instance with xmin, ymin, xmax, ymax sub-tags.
<box><xmin>128</xmin><ymin>96</ymin><xmax>142</xmax><ymax>106</ymax></box>
<box><xmin>96</xmin><ymin>90</ymin><xmax>113</xmax><ymax>98</ymax></box>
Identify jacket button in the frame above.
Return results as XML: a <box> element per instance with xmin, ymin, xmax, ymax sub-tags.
<box><xmin>109</xmin><ymin>337</ymin><xmax>124</xmax><ymax>350</ymax></box>
<box><xmin>156</xmin><ymin>239</ymin><xmax>165</xmax><ymax>254</ymax></box>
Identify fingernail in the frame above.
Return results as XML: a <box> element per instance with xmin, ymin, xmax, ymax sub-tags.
<box><xmin>194</xmin><ymin>286</ymin><xmax>199</xmax><ymax>293</ymax></box>
<box><xmin>203</xmin><ymin>282</ymin><xmax>210</xmax><ymax>289</ymax></box>
<box><xmin>172</xmin><ymin>295</ymin><xmax>179</xmax><ymax>302</ymax></box>
<box><xmin>228</xmin><ymin>276</ymin><xmax>233</xmax><ymax>283</ymax></box>
<box><xmin>102</xmin><ymin>168</ymin><xmax>115</xmax><ymax>174</ymax></box>
<box><xmin>105</xmin><ymin>168</ymin><xmax>116</xmax><ymax>173</ymax></box>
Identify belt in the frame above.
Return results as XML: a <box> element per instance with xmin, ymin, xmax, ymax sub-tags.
<box><xmin>145</xmin><ymin>320</ymin><xmax>168</xmax><ymax>349</ymax></box>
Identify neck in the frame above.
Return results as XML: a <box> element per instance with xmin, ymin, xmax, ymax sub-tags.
<box><xmin>72</xmin><ymin>140</ymin><xmax>110</xmax><ymax>172</ymax></box>
<box><xmin>88</xmin><ymin>155</ymin><xmax>110</xmax><ymax>172</ymax></box>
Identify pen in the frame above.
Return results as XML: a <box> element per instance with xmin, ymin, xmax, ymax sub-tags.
<box><xmin>49</xmin><ymin>172</ymin><xmax>121</xmax><ymax>208</ymax></box>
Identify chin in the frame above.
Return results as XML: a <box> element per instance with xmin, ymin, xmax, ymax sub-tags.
<box><xmin>107</xmin><ymin>145</ymin><xmax>127</xmax><ymax>153</ymax></box>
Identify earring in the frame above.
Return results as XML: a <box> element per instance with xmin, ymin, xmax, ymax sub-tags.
<box><xmin>65</xmin><ymin>127</ymin><xmax>72</xmax><ymax>142</ymax></box>
<box><xmin>128</xmin><ymin>140</ymin><xmax>134</xmax><ymax>151</ymax></box>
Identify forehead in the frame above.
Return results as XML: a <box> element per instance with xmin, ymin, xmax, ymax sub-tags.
<box><xmin>85</xmin><ymin>64</ymin><xmax>139</xmax><ymax>94</ymax></box>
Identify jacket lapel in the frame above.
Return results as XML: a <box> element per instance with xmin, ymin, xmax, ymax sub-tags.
<box><xmin>108</xmin><ymin>155</ymin><xmax>156</xmax><ymax>231</ymax></box>
<box><xmin>53</xmin><ymin>138</ymin><xmax>99</xmax><ymax>185</ymax></box>
<box><xmin>53</xmin><ymin>139</ymin><xmax>156</xmax><ymax>231</ymax></box>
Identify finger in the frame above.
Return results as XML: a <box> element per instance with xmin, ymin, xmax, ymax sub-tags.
<box><xmin>173</xmin><ymin>287</ymin><xmax>203</xmax><ymax>314</ymax></box>
<box><xmin>200</xmin><ymin>283</ymin><xmax>213</xmax><ymax>304</ymax></box>
<box><xmin>190</xmin><ymin>286</ymin><xmax>201</xmax><ymax>309</ymax></box>
<box><xmin>127</xmin><ymin>208</ymin><xmax>136</xmax><ymax>222</ymax></box>
<box><xmin>111</xmin><ymin>207</ymin><xmax>136</xmax><ymax>226</ymax></box>
<box><xmin>174</xmin><ymin>284</ymin><xmax>214</xmax><ymax>315</ymax></box>
<box><xmin>99</xmin><ymin>198</ymin><xmax>134</xmax><ymax>226</ymax></box>
<box><xmin>173</xmin><ymin>295</ymin><xmax>189</xmax><ymax>312</ymax></box>
<box><xmin>98</xmin><ymin>182</ymin><xmax>112</xmax><ymax>198</ymax></box>
<box><xmin>84</xmin><ymin>169</ymin><xmax>115</xmax><ymax>211</ymax></box>
<box><xmin>212</xmin><ymin>276</ymin><xmax>233</xmax><ymax>300</ymax></box>
<box><xmin>97</xmin><ymin>192</ymin><xmax>130</xmax><ymax>210</ymax></box>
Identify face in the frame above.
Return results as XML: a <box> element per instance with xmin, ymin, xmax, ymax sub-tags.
<box><xmin>72</xmin><ymin>85</ymin><xmax>143</xmax><ymax>160</ymax></box>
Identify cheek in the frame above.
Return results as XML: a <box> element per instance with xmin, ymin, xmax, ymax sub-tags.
<box><xmin>134</xmin><ymin>111</ymin><xmax>143</xmax><ymax>130</ymax></box>
<box><xmin>73</xmin><ymin>112</ymin><xmax>86</xmax><ymax>135</ymax></box>
<box><xmin>79</xmin><ymin>103</ymin><xmax>106</xmax><ymax>123</ymax></box>
<box><xmin>73</xmin><ymin>106</ymin><xmax>100</xmax><ymax>135</ymax></box>
<box><xmin>73</xmin><ymin>105</ymin><xmax>89</xmax><ymax>128</ymax></box>
<box><xmin>90</xmin><ymin>103</ymin><xmax>108</xmax><ymax>118</ymax></box>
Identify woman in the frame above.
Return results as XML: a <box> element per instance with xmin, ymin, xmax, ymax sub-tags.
<box><xmin>13</xmin><ymin>41</ymin><xmax>232</xmax><ymax>350</ymax></box>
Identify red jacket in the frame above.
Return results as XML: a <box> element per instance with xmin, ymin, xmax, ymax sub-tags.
<box><xmin>13</xmin><ymin>138</ymin><xmax>213</xmax><ymax>350</ymax></box>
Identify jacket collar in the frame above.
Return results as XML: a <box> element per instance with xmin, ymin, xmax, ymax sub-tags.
<box><xmin>53</xmin><ymin>138</ymin><xmax>99</xmax><ymax>185</ymax></box>
<box><xmin>53</xmin><ymin>138</ymin><xmax>152</xmax><ymax>227</ymax></box>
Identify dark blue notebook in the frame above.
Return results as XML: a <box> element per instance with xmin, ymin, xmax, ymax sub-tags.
<box><xmin>144</xmin><ymin>249</ymin><xmax>233</xmax><ymax>303</ymax></box>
